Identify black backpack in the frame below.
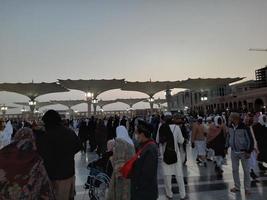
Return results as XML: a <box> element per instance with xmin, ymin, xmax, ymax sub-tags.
<box><xmin>163</xmin><ymin>125</ymin><xmax>177</xmax><ymax>165</ymax></box>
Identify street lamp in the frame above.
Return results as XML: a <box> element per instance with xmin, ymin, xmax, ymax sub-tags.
<box><xmin>28</xmin><ymin>100</ymin><xmax>37</xmax><ymax>115</ymax></box>
<box><xmin>85</xmin><ymin>92</ymin><xmax>93</xmax><ymax>99</ymax></box>
<box><xmin>92</xmin><ymin>98</ymin><xmax>98</xmax><ymax>116</ymax></box>
<box><xmin>148</xmin><ymin>97</ymin><xmax>155</xmax><ymax>114</ymax></box>
<box><xmin>21</xmin><ymin>107</ymin><xmax>27</xmax><ymax>113</ymax></box>
<box><xmin>1</xmin><ymin>105</ymin><xmax>8</xmax><ymax>118</ymax></box>
<box><xmin>85</xmin><ymin>92</ymin><xmax>94</xmax><ymax>117</ymax></box>
<box><xmin>92</xmin><ymin>99</ymin><xmax>98</xmax><ymax>104</ymax></box>
<box><xmin>34</xmin><ymin>109</ymin><xmax>40</xmax><ymax>115</ymax></box>
<box><xmin>1</xmin><ymin>105</ymin><xmax>8</xmax><ymax>112</ymax></box>
<box><xmin>148</xmin><ymin>97</ymin><xmax>155</xmax><ymax>103</ymax></box>
<box><xmin>201</xmin><ymin>96</ymin><xmax>208</xmax><ymax>101</ymax></box>
<box><xmin>34</xmin><ymin>109</ymin><xmax>40</xmax><ymax>113</ymax></box>
<box><xmin>29</xmin><ymin>100</ymin><xmax>37</xmax><ymax>106</ymax></box>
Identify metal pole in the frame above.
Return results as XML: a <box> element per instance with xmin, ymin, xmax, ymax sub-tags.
<box><xmin>87</xmin><ymin>100</ymin><xmax>91</xmax><ymax>117</ymax></box>
<box><xmin>165</xmin><ymin>89</ymin><xmax>172</xmax><ymax>112</ymax></box>
<box><xmin>149</xmin><ymin>102</ymin><xmax>154</xmax><ymax>114</ymax></box>
<box><xmin>93</xmin><ymin>103</ymin><xmax>97</xmax><ymax>116</ymax></box>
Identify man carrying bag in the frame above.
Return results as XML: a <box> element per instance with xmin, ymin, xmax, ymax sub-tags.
<box><xmin>158</xmin><ymin>113</ymin><xmax>187</xmax><ymax>200</ymax></box>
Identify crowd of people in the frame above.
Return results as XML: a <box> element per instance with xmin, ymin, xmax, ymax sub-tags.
<box><xmin>0</xmin><ymin>109</ymin><xmax>267</xmax><ymax>200</ymax></box>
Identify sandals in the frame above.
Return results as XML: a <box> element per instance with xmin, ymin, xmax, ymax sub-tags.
<box><xmin>230</xmin><ymin>187</ymin><xmax>240</xmax><ymax>193</ymax></box>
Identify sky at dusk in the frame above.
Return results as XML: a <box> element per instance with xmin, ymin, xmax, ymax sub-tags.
<box><xmin>0</xmin><ymin>0</ymin><xmax>267</xmax><ymax>113</ymax></box>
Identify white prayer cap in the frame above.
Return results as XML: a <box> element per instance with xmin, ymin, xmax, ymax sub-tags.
<box><xmin>164</xmin><ymin>112</ymin><xmax>172</xmax><ymax>117</ymax></box>
<box><xmin>206</xmin><ymin>116</ymin><xmax>212</xmax><ymax>121</ymax></box>
<box><xmin>197</xmin><ymin>116</ymin><xmax>203</xmax><ymax>120</ymax></box>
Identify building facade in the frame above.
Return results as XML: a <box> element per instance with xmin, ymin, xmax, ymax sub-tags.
<box><xmin>170</xmin><ymin>67</ymin><xmax>267</xmax><ymax>115</ymax></box>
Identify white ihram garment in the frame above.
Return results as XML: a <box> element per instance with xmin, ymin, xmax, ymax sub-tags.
<box><xmin>159</xmin><ymin>124</ymin><xmax>186</xmax><ymax>198</ymax></box>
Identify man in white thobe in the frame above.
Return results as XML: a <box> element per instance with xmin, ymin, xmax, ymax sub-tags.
<box><xmin>157</xmin><ymin>113</ymin><xmax>186</xmax><ymax>200</ymax></box>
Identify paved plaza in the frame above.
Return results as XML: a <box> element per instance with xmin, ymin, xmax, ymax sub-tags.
<box><xmin>74</xmin><ymin>147</ymin><xmax>267</xmax><ymax>200</ymax></box>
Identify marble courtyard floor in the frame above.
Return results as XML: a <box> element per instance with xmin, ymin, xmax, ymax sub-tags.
<box><xmin>74</xmin><ymin>148</ymin><xmax>267</xmax><ymax>200</ymax></box>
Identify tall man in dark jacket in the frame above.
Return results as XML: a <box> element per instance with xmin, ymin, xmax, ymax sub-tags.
<box><xmin>131</xmin><ymin>121</ymin><xmax>158</xmax><ymax>200</ymax></box>
<box><xmin>40</xmin><ymin>110</ymin><xmax>81</xmax><ymax>200</ymax></box>
<box><xmin>225</xmin><ymin>112</ymin><xmax>254</xmax><ymax>195</ymax></box>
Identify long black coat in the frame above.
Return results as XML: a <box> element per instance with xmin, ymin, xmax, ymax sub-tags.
<box><xmin>38</xmin><ymin>125</ymin><xmax>81</xmax><ymax>180</ymax></box>
<box><xmin>253</xmin><ymin>123</ymin><xmax>267</xmax><ymax>162</ymax></box>
<box><xmin>131</xmin><ymin>141</ymin><xmax>158</xmax><ymax>200</ymax></box>
<box><xmin>78</xmin><ymin>122</ymin><xmax>89</xmax><ymax>142</ymax></box>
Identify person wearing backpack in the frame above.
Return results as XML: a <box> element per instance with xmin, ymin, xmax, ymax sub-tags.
<box><xmin>159</xmin><ymin>112</ymin><xmax>187</xmax><ymax>200</ymax></box>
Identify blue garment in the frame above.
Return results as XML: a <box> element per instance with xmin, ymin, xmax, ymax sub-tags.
<box><xmin>225</xmin><ymin>123</ymin><xmax>254</xmax><ymax>153</ymax></box>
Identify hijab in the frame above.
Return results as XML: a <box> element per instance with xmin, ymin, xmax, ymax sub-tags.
<box><xmin>0</xmin><ymin>127</ymin><xmax>55</xmax><ymax>199</ymax></box>
<box><xmin>214</xmin><ymin>116</ymin><xmax>222</xmax><ymax>127</ymax></box>
<box><xmin>207</xmin><ymin>116</ymin><xmax>224</xmax><ymax>142</ymax></box>
<box><xmin>13</xmin><ymin>127</ymin><xmax>37</xmax><ymax>151</ymax></box>
<box><xmin>116</xmin><ymin>125</ymin><xmax>134</xmax><ymax>146</ymax></box>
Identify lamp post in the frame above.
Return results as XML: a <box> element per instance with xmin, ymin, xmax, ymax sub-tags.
<box><xmin>128</xmin><ymin>107</ymin><xmax>134</xmax><ymax>118</ymax></box>
<box><xmin>28</xmin><ymin>100</ymin><xmax>37</xmax><ymax>113</ymax></box>
<box><xmin>34</xmin><ymin>109</ymin><xmax>40</xmax><ymax>118</ymax></box>
<box><xmin>92</xmin><ymin>98</ymin><xmax>98</xmax><ymax>116</ymax></box>
<box><xmin>21</xmin><ymin>107</ymin><xmax>27</xmax><ymax>113</ymax></box>
<box><xmin>148</xmin><ymin>97</ymin><xmax>155</xmax><ymax>114</ymax></box>
<box><xmin>21</xmin><ymin>107</ymin><xmax>27</xmax><ymax>119</ymax></box>
<box><xmin>200</xmin><ymin>96</ymin><xmax>208</xmax><ymax>114</ymax></box>
<box><xmin>99</xmin><ymin>107</ymin><xmax>104</xmax><ymax>117</ymax></box>
<box><xmin>74</xmin><ymin>110</ymin><xmax>78</xmax><ymax>119</ymax></box>
<box><xmin>85</xmin><ymin>92</ymin><xmax>93</xmax><ymax>117</ymax></box>
<box><xmin>165</xmin><ymin>89</ymin><xmax>173</xmax><ymax>112</ymax></box>
<box><xmin>1</xmin><ymin>105</ymin><xmax>8</xmax><ymax>119</ymax></box>
<box><xmin>28</xmin><ymin>100</ymin><xmax>37</xmax><ymax>120</ymax></box>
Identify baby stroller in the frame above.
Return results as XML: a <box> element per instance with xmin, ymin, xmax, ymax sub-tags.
<box><xmin>84</xmin><ymin>151</ymin><xmax>113</xmax><ymax>200</ymax></box>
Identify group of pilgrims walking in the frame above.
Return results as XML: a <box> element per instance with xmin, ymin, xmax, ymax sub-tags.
<box><xmin>0</xmin><ymin>109</ymin><xmax>267</xmax><ymax>200</ymax></box>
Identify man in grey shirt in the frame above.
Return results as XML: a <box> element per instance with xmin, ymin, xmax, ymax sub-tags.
<box><xmin>225</xmin><ymin>112</ymin><xmax>254</xmax><ymax>196</ymax></box>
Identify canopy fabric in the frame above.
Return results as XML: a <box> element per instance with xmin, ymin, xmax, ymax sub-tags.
<box><xmin>0</xmin><ymin>105</ymin><xmax>16</xmax><ymax>109</ymax></box>
<box><xmin>121</xmin><ymin>81</ymin><xmax>180</xmax><ymax>97</ymax></box>
<box><xmin>50</xmin><ymin>100</ymin><xmax>86</xmax><ymax>108</ymax></box>
<box><xmin>58</xmin><ymin>79</ymin><xmax>125</xmax><ymax>97</ymax></box>
<box><xmin>97</xmin><ymin>100</ymin><xmax>117</xmax><ymax>108</ymax></box>
<box><xmin>178</xmin><ymin>78</ymin><xmax>244</xmax><ymax>90</ymax></box>
<box><xmin>14</xmin><ymin>101</ymin><xmax>56</xmax><ymax>109</ymax></box>
<box><xmin>115</xmin><ymin>98</ymin><xmax>146</xmax><ymax>107</ymax></box>
<box><xmin>144</xmin><ymin>98</ymin><xmax>167</xmax><ymax>105</ymax></box>
<box><xmin>0</xmin><ymin>82</ymin><xmax>68</xmax><ymax>100</ymax></box>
